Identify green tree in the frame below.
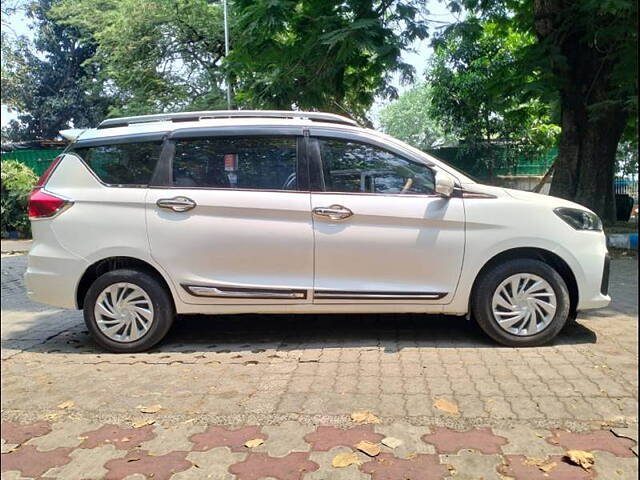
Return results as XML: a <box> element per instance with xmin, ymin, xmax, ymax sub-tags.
<box><xmin>378</xmin><ymin>83</ymin><xmax>454</xmax><ymax>150</ymax></box>
<box><xmin>446</xmin><ymin>0</ymin><xmax>638</xmax><ymax>222</ymax></box>
<box><xmin>2</xmin><ymin>0</ymin><xmax>113</xmax><ymax>141</ymax></box>
<box><xmin>227</xmin><ymin>0</ymin><xmax>430</xmax><ymax>124</ymax></box>
<box><xmin>52</xmin><ymin>0</ymin><xmax>228</xmax><ymax>116</ymax></box>
<box><xmin>426</xmin><ymin>17</ymin><xmax>559</xmax><ymax>174</ymax></box>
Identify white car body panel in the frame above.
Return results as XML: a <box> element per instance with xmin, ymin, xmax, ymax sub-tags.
<box><xmin>311</xmin><ymin>192</ymin><xmax>465</xmax><ymax>303</ymax></box>
<box><xmin>146</xmin><ymin>188</ymin><xmax>315</xmax><ymax>305</ymax></box>
<box><xmin>24</xmin><ymin>117</ymin><xmax>610</xmax><ymax>322</ymax></box>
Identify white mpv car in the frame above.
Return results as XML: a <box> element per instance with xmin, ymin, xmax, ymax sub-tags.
<box><xmin>25</xmin><ymin>111</ymin><xmax>611</xmax><ymax>352</ymax></box>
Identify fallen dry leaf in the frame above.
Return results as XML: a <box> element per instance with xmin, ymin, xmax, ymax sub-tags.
<box><xmin>405</xmin><ymin>452</ymin><xmax>417</xmax><ymax>460</ymax></box>
<box><xmin>131</xmin><ymin>419</ymin><xmax>155</xmax><ymax>428</ymax></box>
<box><xmin>332</xmin><ymin>452</ymin><xmax>362</xmax><ymax>468</ymax></box>
<box><xmin>354</xmin><ymin>440</ymin><xmax>381</xmax><ymax>457</ymax></box>
<box><xmin>45</xmin><ymin>413</ymin><xmax>61</xmax><ymax>421</ymax></box>
<box><xmin>57</xmin><ymin>400</ymin><xmax>75</xmax><ymax>410</ymax></box>
<box><xmin>433</xmin><ymin>398</ymin><xmax>459</xmax><ymax>416</ymax></box>
<box><xmin>351</xmin><ymin>411</ymin><xmax>381</xmax><ymax>424</ymax></box>
<box><xmin>137</xmin><ymin>404</ymin><xmax>162</xmax><ymax>414</ymax></box>
<box><xmin>244</xmin><ymin>438</ymin><xmax>264</xmax><ymax>448</ymax></box>
<box><xmin>523</xmin><ymin>457</ymin><xmax>548</xmax><ymax>467</ymax></box>
<box><xmin>540</xmin><ymin>461</ymin><xmax>557</xmax><ymax>473</ymax></box>
<box><xmin>381</xmin><ymin>436</ymin><xmax>403</xmax><ymax>449</ymax></box>
<box><xmin>565</xmin><ymin>450</ymin><xmax>595</xmax><ymax>471</ymax></box>
<box><xmin>522</xmin><ymin>456</ymin><xmax>557</xmax><ymax>473</ymax></box>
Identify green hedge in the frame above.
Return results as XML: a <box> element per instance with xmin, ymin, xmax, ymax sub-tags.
<box><xmin>1</xmin><ymin>160</ymin><xmax>38</xmax><ymax>237</ymax></box>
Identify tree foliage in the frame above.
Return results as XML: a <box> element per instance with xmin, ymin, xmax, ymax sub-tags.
<box><xmin>2</xmin><ymin>0</ymin><xmax>434</xmax><ymax>132</ymax></box>
<box><xmin>428</xmin><ymin>18</ymin><xmax>559</xmax><ymax>150</ymax></box>
<box><xmin>2</xmin><ymin>0</ymin><xmax>112</xmax><ymax>141</ymax></box>
<box><xmin>378</xmin><ymin>83</ymin><xmax>453</xmax><ymax>150</ymax></box>
<box><xmin>52</xmin><ymin>0</ymin><xmax>228</xmax><ymax>116</ymax></box>
<box><xmin>227</xmin><ymin>0</ymin><xmax>429</xmax><ymax>124</ymax></box>
<box><xmin>444</xmin><ymin>0</ymin><xmax>638</xmax><ymax>221</ymax></box>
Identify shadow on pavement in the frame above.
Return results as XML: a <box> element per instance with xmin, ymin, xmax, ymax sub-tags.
<box><xmin>1</xmin><ymin>311</ymin><xmax>598</xmax><ymax>356</ymax></box>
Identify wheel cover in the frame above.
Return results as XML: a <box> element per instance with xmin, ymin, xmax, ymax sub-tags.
<box><xmin>94</xmin><ymin>282</ymin><xmax>154</xmax><ymax>343</ymax></box>
<box><xmin>491</xmin><ymin>273</ymin><xmax>557</xmax><ymax>336</ymax></box>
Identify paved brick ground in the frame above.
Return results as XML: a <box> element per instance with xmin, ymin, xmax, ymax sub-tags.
<box><xmin>1</xmin><ymin>254</ymin><xmax>638</xmax><ymax>479</ymax></box>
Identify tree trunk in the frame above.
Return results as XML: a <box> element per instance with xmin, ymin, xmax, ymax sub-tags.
<box><xmin>534</xmin><ymin>0</ymin><xmax>629</xmax><ymax>223</ymax></box>
<box><xmin>550</xmin><ymin>86</ymin><xmax>627</xmax><ymax>222</ymax></box>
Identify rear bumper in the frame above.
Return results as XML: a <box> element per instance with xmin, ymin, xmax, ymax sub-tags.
<box><xmin>24</xmin><ymin>222</ymin><xmax>88</xmax><ymax>310</ymax></box>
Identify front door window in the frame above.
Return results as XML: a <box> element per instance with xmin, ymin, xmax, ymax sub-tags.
<box><xmin>318</xmin><ymin>139</ymin><xmax>435</xmax><ymax>195</ymax></box>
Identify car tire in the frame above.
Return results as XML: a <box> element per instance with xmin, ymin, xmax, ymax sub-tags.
<box><xmin>472</xmin><ymin>259</ymin><xmax>570</xmax><ymax>347</ymax></box>
<box><xmin>83</xmin><ymin>269</ymin><xmax>174</xmax><ymax>353</ymax></box>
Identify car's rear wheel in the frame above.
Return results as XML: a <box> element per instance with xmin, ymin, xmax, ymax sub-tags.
<box><xmin>83</xmin><ymin>269</ymin><xmax>174</xmax><ymax>353</ymax></box>
<box><xmin>472</xmin><ymin>259</ymin><xmax>570</xmax><ymax>347</ymax></box>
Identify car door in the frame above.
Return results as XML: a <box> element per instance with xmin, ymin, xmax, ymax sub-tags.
<box><xmin>308</xmin><ymin>132</ymin><xmax>465</xmax><ymax>303</ymax></box>
<box><xmin>146</xmin><ymin>127</ymin><xmax>314</xmax><ymax>305</ymax></box>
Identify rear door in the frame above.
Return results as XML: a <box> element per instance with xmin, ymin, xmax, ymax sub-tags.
<box><xmin>146</xmin><ymin>127</ymin><xmax>314</xmax><ymax>305</ymax></box>
<box><xmin>308</xmin><ymin>131</ymin><xmax>465</xmax><ymax>303</ymax></box>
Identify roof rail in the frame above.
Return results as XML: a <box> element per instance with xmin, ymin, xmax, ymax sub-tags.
<box><xmin>97</xmin><ymin>110</ymin><xmax>359</xmax><ymax>129</ymax></box>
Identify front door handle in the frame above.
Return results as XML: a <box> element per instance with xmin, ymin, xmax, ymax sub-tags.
<box><xmin>312</xmin><ymin>204</ymin><xmax>353</xmax><ymax>221</ymax></box>
<box><xmin>156</xmin><ymin>196</ymin><xmax>197</xmax><ymax>212</ymax></box>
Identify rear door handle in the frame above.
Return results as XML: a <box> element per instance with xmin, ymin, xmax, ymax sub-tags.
<box><xmin>312</xmin><ymin>204</ymin><xmax>353</xmax><ymax>221</ymax></box>
<box><xmin>156</xmin><ymin>196</ymin><xmax>197</xmax><ymax>212</ymax></box>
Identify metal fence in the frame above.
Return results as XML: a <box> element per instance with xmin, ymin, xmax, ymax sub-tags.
<box><xmin>615</xmin><ymin>177</ymin><xmax>639</xmax><ymax>203</ymax></box>
<box><xmin>1</xmin><ymin>149</ymin><xmax>64</xmax><ymax>177</ymax></box>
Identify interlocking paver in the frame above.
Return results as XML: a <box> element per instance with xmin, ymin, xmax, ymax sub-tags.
<box><xmin>548</xmin><ymin>429</ymin><xmax>637</xmax><ymax>457</ymax></box>
<box><xmin>304</xmin><ymin>425</ymin><xmax>384</xmax><ymax>451</ymax></box>
<box><xmin>307</xmin><ymin>446</ymin><xmax>370</xmax><ymax>480</ymax></box>
<box><xmin>359</xmin><ymin>453</ymin><xmax>449</xmax><ymax>479</ymax></box>
<box><xmin>42</xmin><ymin>444</ymin><xmax>124</xmax><ymax>479</ymax></box>
<box><xmin>102</xmin><ymin>449</ymin><xmax>191</xmax><ymax>480</ymax></box>
<box><xmin>501</xmin><ymin>455</ymin><xmax>594</xmax><ymax>480</ymax></box>
<box><xmin>79</xmin><ymin>424</ymin><xmax>156</xmax><ymax>450</ymax></box>
<box><xmin>190</xmin><ymin>426</ymin><xmax>266</xmax><ymax>452</ymax></box>
<box><xmin>422</xmin><ymin>427</ymin><xmax>508</xmax><ymax>454</ymax></box>
<box><xmin>1</xmin><ymin>255</ymin><xmax>638</xmax><ymax>478</ymax></box>
<box><xmin>228</xmin><ymin>451</ymin><xmax>319</xmax><ymax>480</ymax></box>
<box><xmin>1</xmin><ymin>421</ymin><xmax>51</xmax><ymax>445</ymax></box>
<box><xmin>1</xmin><ymin>445</ymin><xmax>73</xmax><ymax>478</ymax></box>
<box><xmin>440</xmin><ymin>449</ymin><xmax>504</xmax><ymax>480</ymax></box>
<box><xmin>172</xmin><ymin>448</ymin><xmax>246</xmax><ymax>480</ymax></box>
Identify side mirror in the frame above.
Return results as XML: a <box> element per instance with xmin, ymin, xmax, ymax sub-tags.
<box><xmin>434</xmin><ymin>171</ymin><xmax>456</xmax><ymax>197</ymax></box>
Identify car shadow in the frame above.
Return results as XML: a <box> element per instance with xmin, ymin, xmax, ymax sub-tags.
<box><xmin>1</xmin><ymin>311</ymin><xmax>598</xmax><ymax>356</ymax></box>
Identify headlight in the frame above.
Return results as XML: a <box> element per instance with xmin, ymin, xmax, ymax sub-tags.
<box><xmin>554</xmin><ymin>207</ymin><xmax>603</xmax><ymax>231</ymax></box>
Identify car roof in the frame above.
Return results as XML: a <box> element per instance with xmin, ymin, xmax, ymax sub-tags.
<box><xmin>73</xmin><ymin>117</ymin><xmax>350</xmax><ymax>142</ymax></box>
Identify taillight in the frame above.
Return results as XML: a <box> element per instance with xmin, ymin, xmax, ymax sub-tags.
<box><xmin>28</xmin><ymin>189</ymin><xmax>70</xmax><ymax>219</ymax></box>
<box><xmin>28</xmin><ymin>155</ymin><xmax>72</xmax><ymax>219</ymax></box>
<box><xmin>35</xmin><ymin>155</ymin><xmax>63</xmax><ymax>188</ymax></box>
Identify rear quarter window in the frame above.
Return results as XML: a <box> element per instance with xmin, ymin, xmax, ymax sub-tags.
<box><xmin>71</xmin><ymin>141</ymin><xmax>162</xmax><ymax>186</ymax></box>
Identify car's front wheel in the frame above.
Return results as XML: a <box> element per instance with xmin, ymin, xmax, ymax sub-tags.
<box><xmin>472</xmin><ymin>259</ymin><xmax>570</xmax><ymax>347</ymax></box>
<box><xmin>83</xmin><ymin>269</ymin><xmax>174</xmax><ymax>353</ymax></box>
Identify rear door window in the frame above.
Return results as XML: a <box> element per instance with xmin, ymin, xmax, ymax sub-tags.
<box><xmin>72</xmin><ymin>141</ymin><xmax>162</xmax><ymax>186</ymax></box>
<box><xmin>171</xmin><ymin>136</ymin><xmax>298</xmax><ymax>190</ymax></box>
